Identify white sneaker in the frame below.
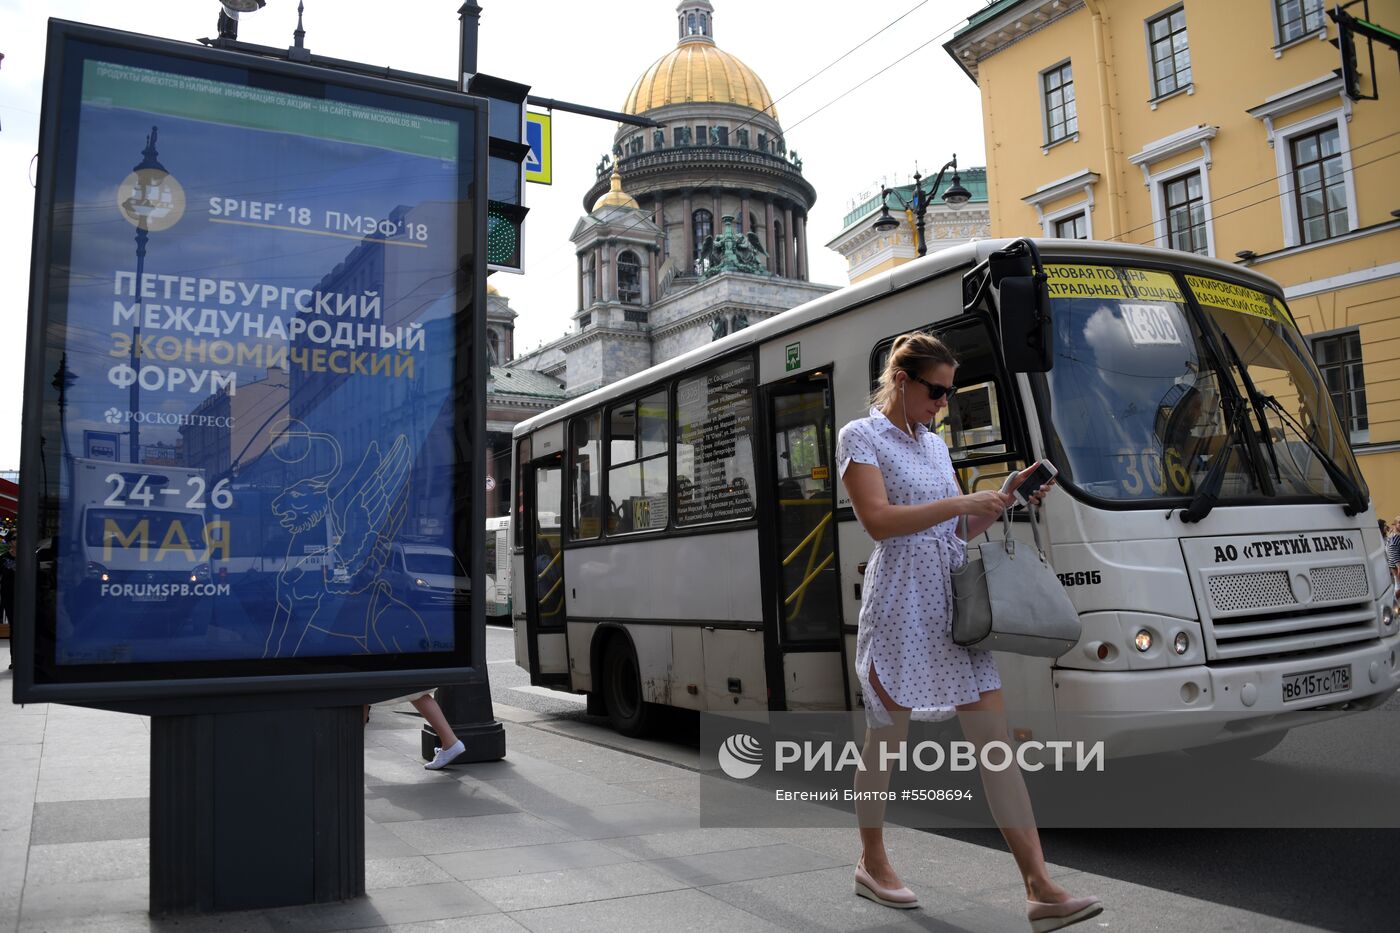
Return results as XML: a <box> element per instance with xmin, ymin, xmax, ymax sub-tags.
<box><xmin>424</xmin><ymin>739</ymin><xmax>465</xmax><ymax>770</ymax></box>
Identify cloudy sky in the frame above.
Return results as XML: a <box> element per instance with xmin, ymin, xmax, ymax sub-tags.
<box><xmin>0</xmin><ymin>0</ymin><xmax>992</xmax><ymax>468</ymax></box>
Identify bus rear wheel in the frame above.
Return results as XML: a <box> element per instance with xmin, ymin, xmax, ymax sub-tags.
<box><xmin>602</xmin><ymin>637</ymin><xmax>655</xmax><ymax>737</ymax></box>
<box><xmin>1182</xmin><ymin>731</ymin><xmax>1287</xmax><ymax>762</ymax></box>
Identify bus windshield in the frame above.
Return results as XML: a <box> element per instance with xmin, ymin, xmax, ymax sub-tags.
<box><xmin>1039</xmin><ymin>264</ymin><xmax>1366</xmax><ymax>506</ymax></box>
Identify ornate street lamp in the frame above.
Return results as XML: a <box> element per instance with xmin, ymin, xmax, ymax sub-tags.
<box><xmin>218</xmin><ymin>1</ymin><xmax>267</xmax><ymax>41</ymax></box>
<box><xmin>872</xmin><ymin>154</ymin><xmax>972</xmax><ymax>257</ymax></box>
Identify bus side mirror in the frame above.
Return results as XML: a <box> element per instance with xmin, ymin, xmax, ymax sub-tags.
<box><xmin>997</xmin><ymin>273</ymin><xmax>1053</xmax><ymax>373</ymax></box>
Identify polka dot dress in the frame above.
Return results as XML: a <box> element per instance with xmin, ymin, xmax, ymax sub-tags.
<box><xmin>838</xmin><ymin>407</ymin><xmax>1000</xmax><ymax>729</ymax></box>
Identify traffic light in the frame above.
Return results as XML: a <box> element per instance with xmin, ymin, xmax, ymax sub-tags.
<box><xmin>469</xmin><ymin>73</ymin><xmax>532</xmax><ymax>274</ymax></box>
<box><xmin>486</xmin><ymin>200</ymin><xmax>527</xmax><ymax>270</ymax></box>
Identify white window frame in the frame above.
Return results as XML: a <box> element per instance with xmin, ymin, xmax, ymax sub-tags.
<box><xmin>1047</xmin><ymin>204</ymin><xmax>1092</xmax><ymax>239</ymax></box>
<box><xmin>1148</xmin><ymin>159</ymin><xmax>1217</xmax><ymax>257</ymax></box>
<box><xmin>1270</xmin><ymin>0</ymin><xmax>1329</xmax><ymax>55</ymax></box>
<box><xmin>1273</xmin><ymin>109</ymin><xmax>1359</xmax><ymax>248</ymax></box>
<box><xmin>1039</xmin><ymin>58</ymin><xmax>1079</xmax><ymax>151</ymax></box>
<box><xmin>1023</xmin><ymin>169</ymin><xmax>1098</xmax><ymax>236</ymax></box>
<box><xmin>1143</xmin><ymin>4</ymin><xmax>1194</xmax><ymax>105</ymax></box>
<box><xmin>1308</xmin><ymin>325</ymin><xmax>1369</xmax><ymax>445</ymax></box>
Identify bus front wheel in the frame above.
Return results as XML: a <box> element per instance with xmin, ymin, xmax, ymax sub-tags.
<box><xmin>602</xmin><ymin>637</ymin><xmax>655</xmax><ymax>737</ymax></box>
<box><xmin>1182</xmin><ymin>731</ymin><xmax>1287</xmax><ymax>762</ymax></box>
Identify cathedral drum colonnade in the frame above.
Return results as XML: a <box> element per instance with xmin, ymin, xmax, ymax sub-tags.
<box><xmin>503</xmin><ymin>0</ymin><xmax>832</xmax><ymax>402</ymax></box>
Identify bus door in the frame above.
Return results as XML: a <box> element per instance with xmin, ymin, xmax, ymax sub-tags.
<box><xmin>763</xmin><ymin>371</ymin><xmax>851</xmax><ymax>710</ymax></box>
<box><xmin>523</xmin><ymin>452</ymin><xmax>569</xmax><ymax>684</ymax></box>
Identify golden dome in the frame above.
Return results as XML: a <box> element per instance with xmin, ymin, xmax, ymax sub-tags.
<box><xmin>623</xmin><ymin>38</ymin><xmax>777</xmax><ymax>120</ymax></box>
<box><xmin>487</xmin><ymin>282</ymin><xmax>500</xmax><ymax>295</ymax></box>
<box><xmin>592</xmin><ymin>168</ymin><xmax>641</xmax><ymax>212</ymax></box>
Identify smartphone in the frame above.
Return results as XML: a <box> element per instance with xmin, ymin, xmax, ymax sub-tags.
<box><xmin>1003</xmin><ymin>459</ymin><xmax>1058</xmax><ymax>504</ymax></box>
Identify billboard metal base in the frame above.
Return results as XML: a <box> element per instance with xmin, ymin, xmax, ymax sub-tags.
<box><xmin>150</xmin><ymin>707</ymin><xmax>365</xmax><ymax>914</ymax></box>
<box><xmin>421</xmin><ymin>676</ymin><xmax>505</xmax><ymax>763</ymax></box>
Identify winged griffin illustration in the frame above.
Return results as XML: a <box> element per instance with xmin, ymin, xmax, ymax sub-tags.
<box><xmin>263</xmin><ymin>431</ymin><xmax>428</xmax><ymax>658</ymax></box>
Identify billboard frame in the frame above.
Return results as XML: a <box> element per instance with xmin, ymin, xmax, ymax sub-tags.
<box><xmin>15</xmin><ymin>19</ymin><xmax>491</xmax><ymax>714</ymax></box>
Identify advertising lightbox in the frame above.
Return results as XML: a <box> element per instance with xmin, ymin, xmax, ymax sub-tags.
<box><xmin>16</xmin><ymin>22</ymin><xmax>488</xmax><ymax>707</ymax></box>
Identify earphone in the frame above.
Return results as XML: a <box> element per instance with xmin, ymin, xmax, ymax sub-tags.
<box><xmin>898</xmin><ymin>379</ymin><xmax>915</xmax><ymax>437</ymax></box>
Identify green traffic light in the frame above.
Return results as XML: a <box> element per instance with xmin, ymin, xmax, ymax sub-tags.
<box><xmin>487</xmin><ymin>207</ymin><xmax>519</xmax><ymax>266</ymax></box>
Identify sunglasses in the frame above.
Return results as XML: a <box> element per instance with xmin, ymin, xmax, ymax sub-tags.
<box><xmin>909</xmin><ymin>374</ymin><xmax>958</xmax><ymax>402</ymax></box>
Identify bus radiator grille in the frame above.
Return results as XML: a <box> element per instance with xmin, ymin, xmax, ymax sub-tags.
<box><xmin>1309</xmin><ymin>564</ymin><xmax>1369</xmax><ymax>603</ymax></box>
<box><xmin>1208</xmin><ymin>571</ymin><xmax>1294</xmax><ymax>613</ymax></box>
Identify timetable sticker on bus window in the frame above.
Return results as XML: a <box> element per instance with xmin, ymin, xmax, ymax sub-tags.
<box><xmin>1185</xmin><ymin>275</ymin><xmax>1288</xmax><ymax>324</ymax></box>
<box><xmin>1120</xmin><ymin>303</ymin><xmax>1183</xmax><ymax>347</ymax></box>
<box><xmin>1046</xmin><ymin>265</ymin><xmax>1184</xmax><ymax>302</ymax></box>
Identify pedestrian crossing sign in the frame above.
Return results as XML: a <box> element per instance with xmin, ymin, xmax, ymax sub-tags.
<box><xmin>525</xmin><ymin>111</ymin><xmax>551</xmax><ymax>185</ymax></box>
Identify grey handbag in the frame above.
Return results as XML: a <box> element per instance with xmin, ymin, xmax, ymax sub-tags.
<box><xmin>951</xmin><ymin>505</ymin><xmax>1081</xmax><ymax>656</ymax></box>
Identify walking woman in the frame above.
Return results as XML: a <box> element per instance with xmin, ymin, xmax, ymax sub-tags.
<box><xmin>837</xmin><ymin>332</ymin><xmax>1102</xmax><ymax>931</ymax></box>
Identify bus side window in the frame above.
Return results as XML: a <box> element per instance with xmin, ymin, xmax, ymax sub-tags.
<box><xmin>872</xmin><ymin>322</ymin><xmax>1028</xmax><ymax>490</ymax></box>
<box><xmin>569</xmin><ymin>412</ymin><xmax>603</xmax><ymax>540</ymax></box>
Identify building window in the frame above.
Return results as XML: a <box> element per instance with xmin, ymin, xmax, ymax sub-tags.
<box><xmin>1291</xmin><ymin>124</ymin><xmax>1348</xmax><ymax>244</ymax></box>
<box><xmin>1042</xmin><ymin>61</ymin><xmax>1077</xmax><ymax>144</ymax></box>
<box><xmin>696</xmin><ymin>125</ymin><xmax>708</xmax><ymax>145</ymax></box>
<box><xmin>673</xmin><ymin>126</ymin><xmax>689</xmax><ymax>147</ymax></box>
<box><xmin>488</xmin><ymin>329</ymin><xmax>501</xmax><ymax>365</ymax></box>
<box><xmin>1276</xmin><ymin>0</ymin><xmax>1325</xmax><ymax>45</ymax></box>
<box><xmin>617</xmin><ymin>250</ymin><xmax>642</xmax><ymax>304</ymax></box>
<box><xmin>1312</xmin><ymin>330</ymin><xmax>1367</xmax><ymax>436</ymax></box>
<box><xmin>1054</xmin><ymin>212</ymin><xmax>1088</xmax><ymax>239</ymax></box>
<box><xmin>1147</xmin><ymin>7</ymin><xmax>1191</xmax><ymax>98</ymax></box>
<box><xmin>714</xmin><ymin>126</ymin><xmax>729</xmax><ymax>146</ymax></box>
<box><xmin>1163</xmin><ymin>171</ymin><xmax>1208</xmax><ymax>254</ymax></box>
<box><xmin>692</xmin><ymin>209</ymin><xmax>713</xmax><ymax>260</ymax></box>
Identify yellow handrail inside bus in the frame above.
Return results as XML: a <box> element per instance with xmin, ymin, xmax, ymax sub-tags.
<box><xmin>782</xmin><ymin>510</ymin><xmax>834</xmax><ymax>618</ymax></box>
<box><xmin>538</xmin><ymin>550</ymin><xmax>564</xmax><ymax>618</ymax></box>
<box><xmin>540</xmin><ymin>576</ymin><xmax>564</xmax><ymax>617</ymax></box>
<box><xmin>782</xmin><ymin>511</ymin><xmax>831</xmax><ymax>567</ymax></box>
<box><xmin>784</xmin><ymin>552</ymin><xmax>834</xmax><ymax>609</ymax></box>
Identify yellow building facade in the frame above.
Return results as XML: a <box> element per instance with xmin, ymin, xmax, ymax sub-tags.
<box><xmin>946</xmin><ymin>0</ymin><xmax>1400</xmax><ymax>518</ymax></box>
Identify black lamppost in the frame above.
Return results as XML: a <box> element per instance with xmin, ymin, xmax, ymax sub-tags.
<box><xmin>872</xmin><ymin>154</ymin><xmax>972</xmax><ymax>257</ymax></box>
<box><xmin>217</xmin><ymin>1</ymin><xmax>267</xmax><ymax>41</ymax></box>
<box><xmin>52</xmin><ymin>354</ymin><xmax>76</xmax><ymax>465</ymax></box>
<box><xmin>119</xmin><ymin>127</ymin><xmax>181</xmax><ymax>463</ymax></box>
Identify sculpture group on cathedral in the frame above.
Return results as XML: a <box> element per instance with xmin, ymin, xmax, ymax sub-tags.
<box><xmin>697</xmin><ymin>214</ymin><xmax>769</xmax><ymax>278</ymax></box>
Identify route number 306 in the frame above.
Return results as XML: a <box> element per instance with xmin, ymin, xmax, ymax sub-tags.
<box><xmin>1116</xmin><ymin>446</ymin><xmax>1193</xmax><ymax>496</ymax></box>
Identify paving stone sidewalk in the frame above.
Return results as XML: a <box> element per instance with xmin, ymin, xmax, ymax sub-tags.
<box><xmin>0</xmin><ymin>643</ymin><xmax>1325</xmax><ymax>932</ymax></box>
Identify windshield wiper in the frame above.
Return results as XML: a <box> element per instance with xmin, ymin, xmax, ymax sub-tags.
<box><xmin>1257</xmin><ymin>393</ymin><xmax>1367</xmax><ymax>516</ymax></box>
<box><xmin>1216</xmin><ymin>332</ymin><xmax>1282</xmax><ymax>486</ymax></box>
<box><xmin>1179</xmin><ymin>397</ymin><xmax>1249</xmax><ymax>524</ymax></box>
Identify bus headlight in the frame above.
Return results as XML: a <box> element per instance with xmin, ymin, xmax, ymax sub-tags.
<box><xmin>1134</xmin><ymin>630</ymin><xmax>1153</xmax><ymax>652</ymax></box>
<box><xmin>1383</xmin><ymin>603</ymin><xmax>1395</xmax><ymax>628</ymax></box>
<box><xmin>1173</xmin><ymin>632</ymin><xmax>1190</xmax><ymax>655</ymax></box>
